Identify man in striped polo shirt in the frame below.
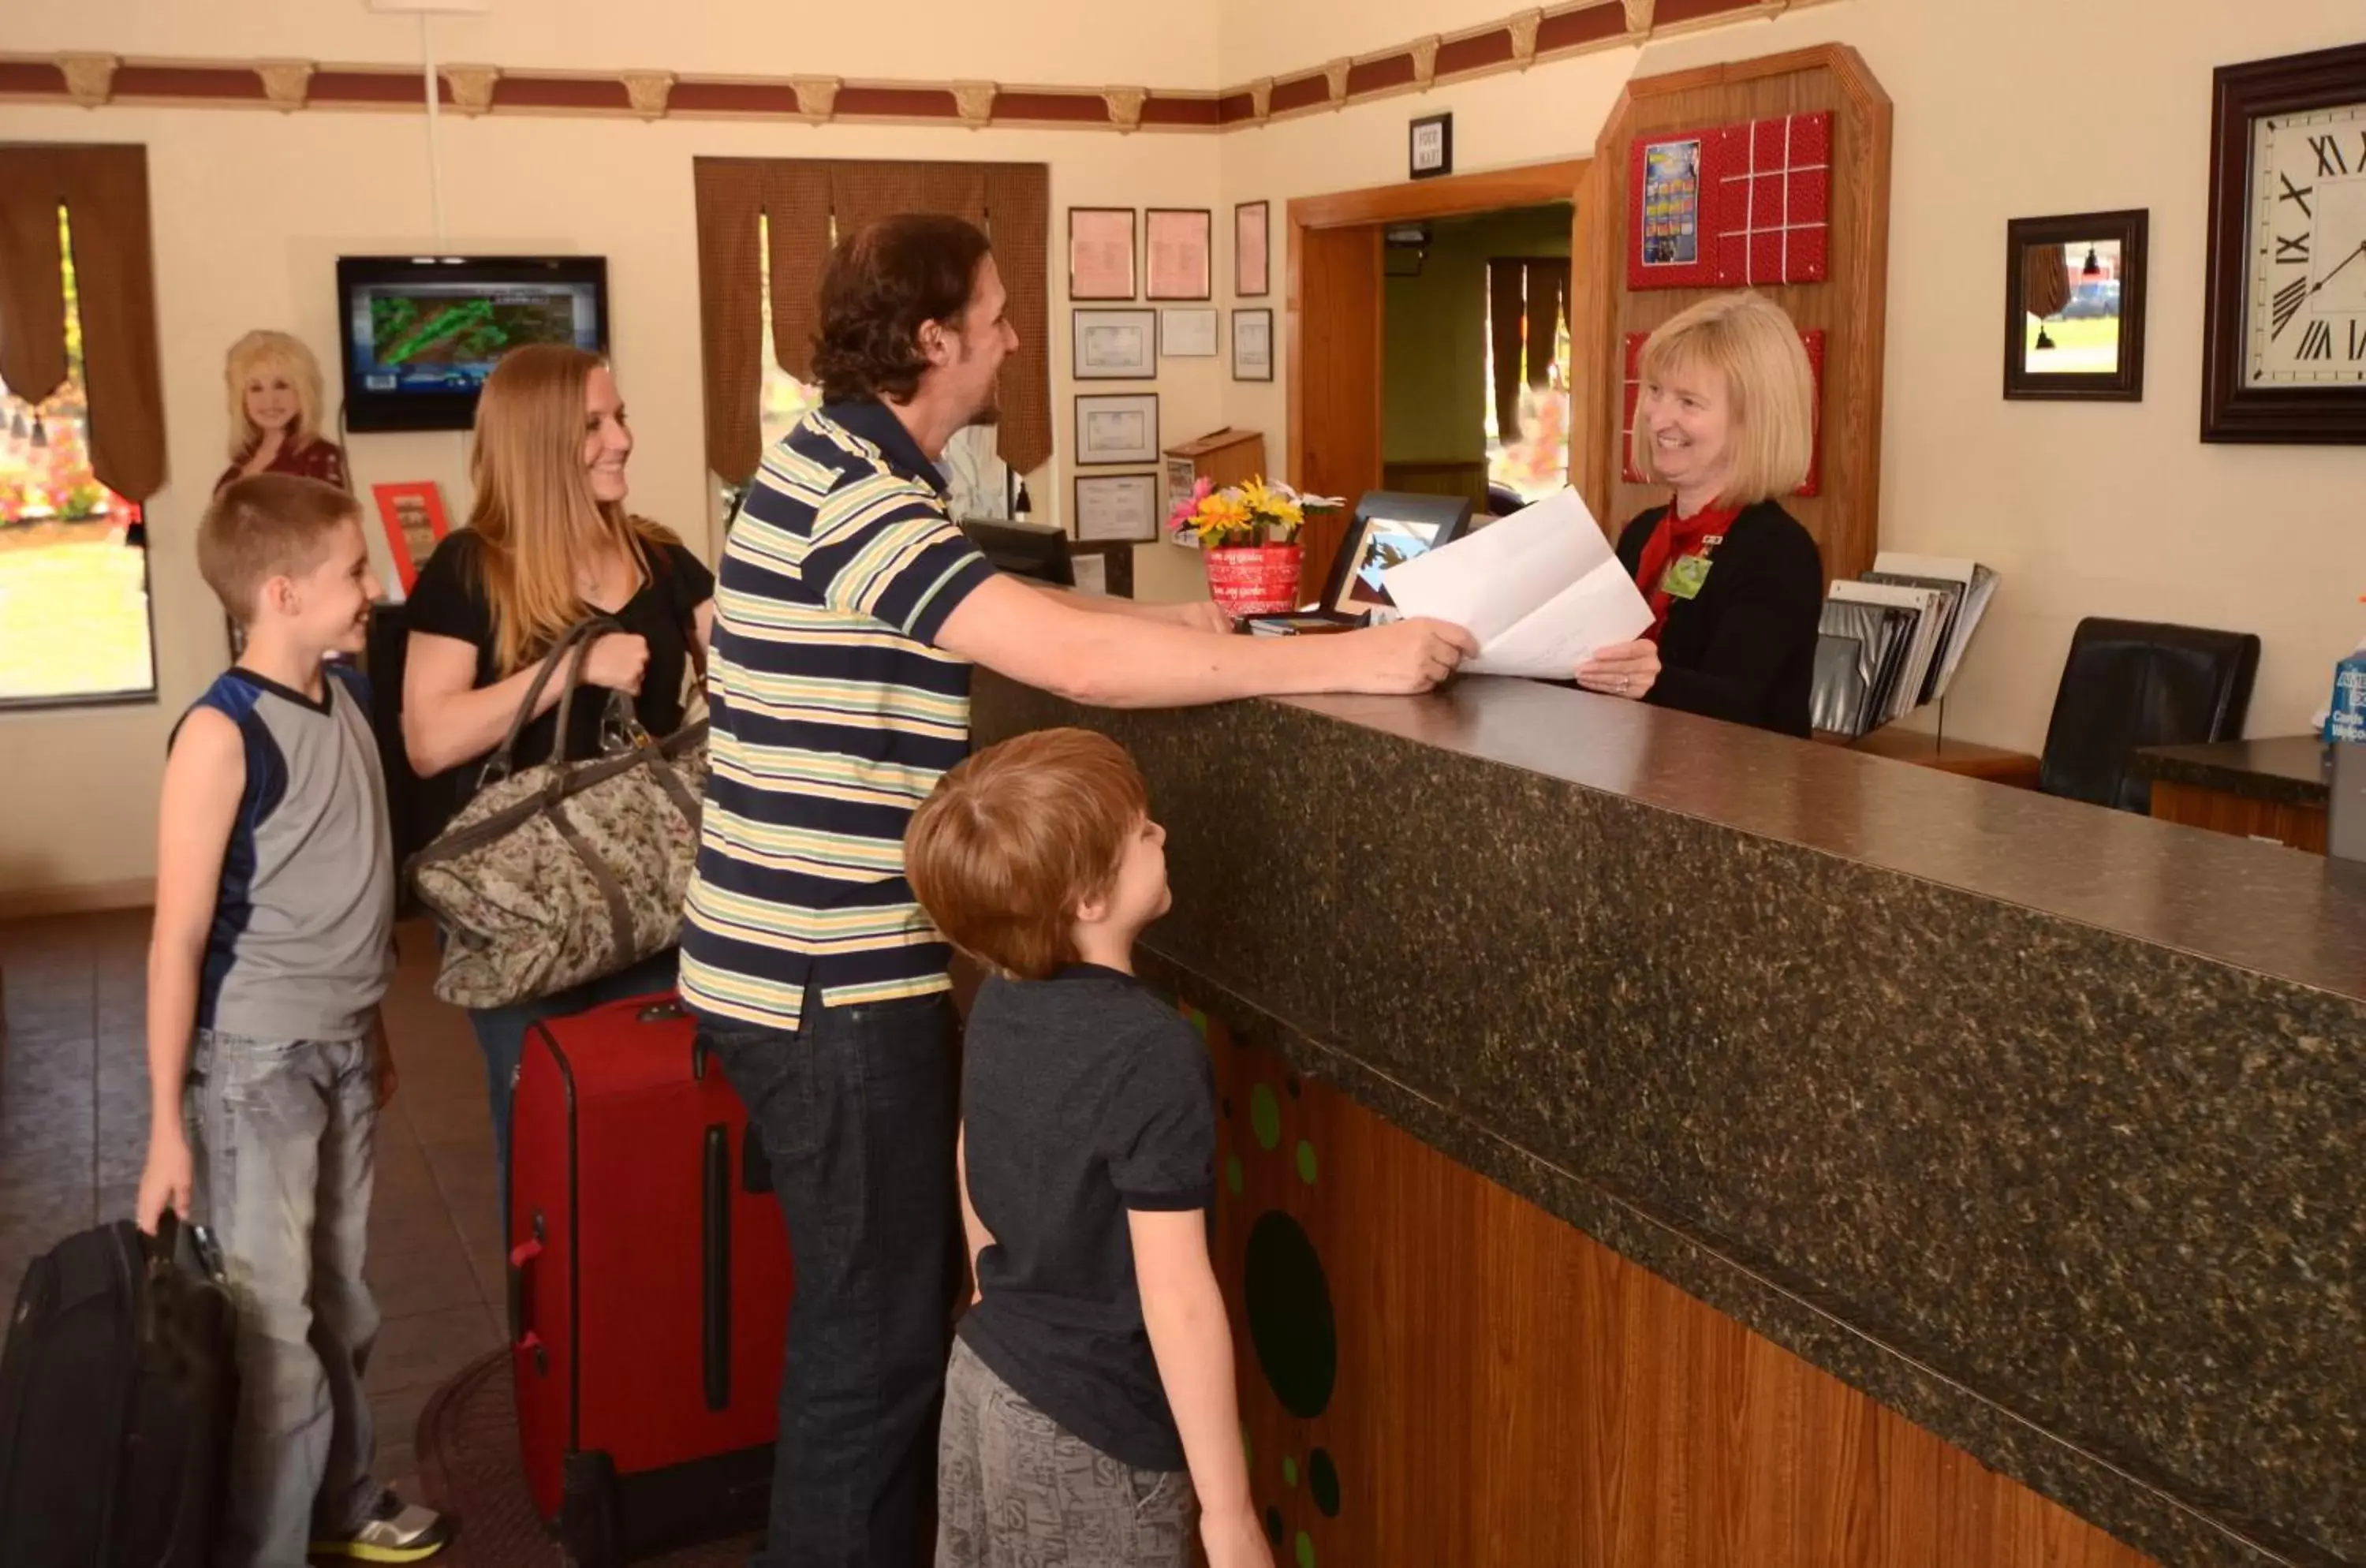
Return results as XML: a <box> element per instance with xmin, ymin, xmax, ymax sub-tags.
<box><xmin>681</xmin><ymin>213</ymin><xmax>1472</xmax><ymax>1567</ymax></box>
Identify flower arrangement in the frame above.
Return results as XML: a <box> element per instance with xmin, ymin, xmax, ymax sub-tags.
<box><xmin>1166</xmin><ymin>475</ymin><xmax>1344</xmax><ymax>550</ymax></box>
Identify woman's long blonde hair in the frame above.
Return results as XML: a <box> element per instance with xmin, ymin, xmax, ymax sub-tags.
<box><xmin>465</xmin><ymin>344</ymin><xmax>675</xmax><ymax>675</ymax></box>
<box><xmin>222</xmin><ymin>330</ymin><xmax>327</xmax><ymax>459</ymax></box>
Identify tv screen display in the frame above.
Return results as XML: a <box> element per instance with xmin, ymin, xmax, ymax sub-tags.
<box><xmin>336</xmin><ymin>256</ymin><xmax>607</xmax><ymax>431</ymax></box>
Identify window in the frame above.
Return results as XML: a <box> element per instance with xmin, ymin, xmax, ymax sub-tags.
<box><xmin>1482</xmin><ymin>263</ymin><xmax>1572</xmax><ymax>506</ymax></box>
<box><xmin>725</xmin><ymin>213</ymin><xmax>1009</xmax><ymax>526</ymax></box>
<box><xmin>0</xmin><ymin>205</ymin><xmax>156</xmax><ymax>707</ymax></box>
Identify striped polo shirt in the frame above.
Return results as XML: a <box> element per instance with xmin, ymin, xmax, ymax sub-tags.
<box><xmin>679</xmin><ymin>400</ymin><xmax>998</xmax><ymax>1032</ymax></box>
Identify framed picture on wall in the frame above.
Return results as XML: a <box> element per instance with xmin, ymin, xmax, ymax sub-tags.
<box><xmin>1073</xmin><ymin>308</ymin><xmax>1157</xmax><ymax>379</ymax></box>
<box><xmin>1231</xmin><ymin>308</ymin><xmax>1274</xmax><ymax>382</ymax></box>
<box><xmin>1075</xmin><ymin>393</ymin><xmax>1160</xmax><ymax>465</ymax></box>
<box><xmin>1146</xmin><ymin>208</ymin><xmax>1214</xmax><ymax>301</ymax></box>
<box><xmin>371</xmin><ymin>480</ymin><xmax>450</xmax><ymax>594</ymax></box>
<box><xmin>1410</xmin><ymin>113</ymin><xmax>1454</xmax><ymax>180</ymax></box>
<box><xmin>1069</xmin><ymin>207</ymin><xmax>1137</xmax><ymax>301</ymax></box>
<box><xmin>1235</xmin><ymin>200</ymin><xmax>1270</xmax><ymax>297</ymax></box>
<box><xmin>1160</xmin><ymin>307</ymin><xmax>1219</xmax><ymax>357</ymax></box>
<box><xmin>1074</xmin><ymin>473</ymin><xmax>1161</xmax><ymax>543</ymax></box>
<box><xmin>2004</xmin><ymin>209</ymin><xmax>2148</xmax><ymax>401</ymax></box>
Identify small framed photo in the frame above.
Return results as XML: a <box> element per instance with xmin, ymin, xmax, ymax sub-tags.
<box><xmin>1321</xmin><ymin>506</ymin><xmax>1467</xmax><ymax>618</ymax></box>
<box><xmin>371</xmin><ymin>480</ymin><xmax>450</xmax><ymax>594</ymax></box>
<box><xmin>1074</xmin><ymin>472</ymin><xmax>1161</xmax><ymax>543</ymax></box>
<box><xmin>1409</xmin><ymin>113</ymin><xmax>1454</xmax><ymax>181</ymax></box>
<box><xmin>1069</xmin><ymin>207</ymin><xmax>1136</xmax><ymax>301</ymax></box>
<box><xmin>1074</xmin><ymin>393</ymin><xmax>1160</xmax><ymax>465</ymax></box>
<box><xmin>1073</xmin><ymin>308</ymin><xmax>1157</xmax><ymax>380</ymax></box>
<box><xmin>1235</xmin><ymin>200</ymin><xmax>1270</xmax><ymax>298</ymax></box>
<box><xmin>1231</xmin><ymin>308</ymin><xmax>1274</xmax><ymax>383</ymax></box>
<box><xmin>1160</xmin><ymin>307</ymin><xmax>1218</xmax><ymax>357</ymax></box>
<box><xmin>1146</xmin><ymin>207</ymin><xmax>1214</xmax><ymax>301</ymax></box>
<box><xmin>2004</xmin><ymin>208</ymin><xmax>2148</xmax><ymax>402</ymax></box>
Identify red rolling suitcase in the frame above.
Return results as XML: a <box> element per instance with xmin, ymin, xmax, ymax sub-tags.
<box><xmin>509</xmin><ymin>992</ymin><xmax>793</xmax><ymax>1567</ymax></box>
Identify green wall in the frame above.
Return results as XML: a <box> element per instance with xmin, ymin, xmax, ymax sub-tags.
<box><xmin>1381</xmin><ymin>203</ymin><xmax>1571</xmax><ymax>465</ymax></box>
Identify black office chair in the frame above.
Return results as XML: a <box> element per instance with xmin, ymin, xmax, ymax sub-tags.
<box><xmin>2036</xmin><ymin>618</ymin><xmax>2260</xmax><ymax>812</ymax></box>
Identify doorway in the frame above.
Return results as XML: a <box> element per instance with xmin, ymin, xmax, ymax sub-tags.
<box><xmin>1286</xmin><ymin>161</ymin><xmax>1586</xmax><ymax>596</ymax></box>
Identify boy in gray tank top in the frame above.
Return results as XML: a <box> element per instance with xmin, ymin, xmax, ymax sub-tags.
<box><xmin>136</xmin><ymin>474</ymin><xmax>448</xmax><ymax>1566</ymax></box>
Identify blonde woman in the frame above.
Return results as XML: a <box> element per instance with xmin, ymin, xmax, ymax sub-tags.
<box><xmin>215</xmin><ymin>330</ymin><xmax>349</xmax><ymax>495</ymax></box>
<box><xmin>402</xmin><ymin>344</ymin><xmax>712</xmax><ymax>1208</ymax></box>
<box><xmin>1575</xmin><ymin>291</ymin><xmax>1824</xmax><ymax>737</ymax></box>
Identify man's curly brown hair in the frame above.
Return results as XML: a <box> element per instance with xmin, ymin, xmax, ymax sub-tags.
<box><xmin>811</xmin><ymin>214</ymin><xmax>994</xmax><ymax>405</ymax></box>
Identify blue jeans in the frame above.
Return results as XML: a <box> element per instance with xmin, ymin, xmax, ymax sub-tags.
<box><xmin>463</xmin><ymin>948</ymin><xmax>682</xmax><ymax>1230</ymax></box>
<box><xmin>703</xmin><ymin>986</ymin><xmax>961</xmax><ymax>1568</ymax></box>
<box><xmin>185</xmin><ymin>1029</ymin><xmax>382</xmax><ymax>1568</ymax></box>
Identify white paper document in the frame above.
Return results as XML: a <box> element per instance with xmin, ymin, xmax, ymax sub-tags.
<box><xmin>1381</xmin><ymin>489</ymin><xmax>1652</xmax><ymax>678</ymax></box>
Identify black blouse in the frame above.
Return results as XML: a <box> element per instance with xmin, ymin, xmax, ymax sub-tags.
<box><xmin>1614</xmin><ymin>498</ymin><xmax>1823</xmax><ymax>737</ymax></box>
<box><xmin>405</xmin><ymin>528</ymin><xmax>715</xmax><ymax>835</ymax></box>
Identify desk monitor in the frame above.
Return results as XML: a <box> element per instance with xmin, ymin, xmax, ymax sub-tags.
<box><xmin>960</xmin><ymin>517</ymin><xmax>1075</xmax><ymax>588</ymax></box>
<box><xmin>1318</xmin><ymin>491</ymin><xmax>1474</xmax><ymax>619</ymax></box>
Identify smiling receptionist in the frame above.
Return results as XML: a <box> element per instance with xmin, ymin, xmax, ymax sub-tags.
<box><xmin>1572</xmin><ymin>293</ymin><xmax>1824</xmax><ymax>737</ymax></box>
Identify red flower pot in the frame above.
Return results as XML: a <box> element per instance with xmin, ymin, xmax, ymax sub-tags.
<box><xmin>1204</xmin><ymin>543</ymin><xmax>1303</xmax><ymax>617</ymax></box>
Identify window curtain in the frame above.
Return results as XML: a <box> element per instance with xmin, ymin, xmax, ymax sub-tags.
<box><xmin>0</xmin><ymin>144</ymin><xmax>166</xmax><ymax>502</ymax></box>
<box><xmin>1487</xmin><ymin>256</ymin><xmax>1568</xmax><ymax>439</ymax></box>
<box><xmin>693</xmin><ymin>157</ymin><xmax>1050</xmax><ymax>487</ymax></box>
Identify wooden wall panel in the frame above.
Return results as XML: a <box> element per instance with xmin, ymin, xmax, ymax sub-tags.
<box><xmin>1288</xmin><ymin>225</ymin><xmax>1383</xmax><ymax>601</ymax></box>
<box><xmin>1196</xmin><ymin>1007</ymin><xmax>2154</xmax><ymax>1568</ymax></box>
<box><xmin>1573</xmin><ymin>46</ymin><xmax>1892</xmax><ymax>584</ymax></box>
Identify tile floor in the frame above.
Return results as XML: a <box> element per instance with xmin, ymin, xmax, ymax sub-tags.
<box><xmin>0</xmin><ymin>909</ymin><xmax>506</xmax><ymax>1495</ymax></box>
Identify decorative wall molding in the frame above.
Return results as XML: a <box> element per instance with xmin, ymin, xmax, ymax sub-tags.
<box><xmin>56</xmin><ymin>51</ymin><xmax>119</xmax><ymax>107</ymax></box>
<box><xmin>0</xmin><ymin>0</ymin><xmax>1819</xmax><ymax>132</ymax></box>
<box><xmin>1103</xmin><ymin>86</ymin><xmax>1148</xmax><ymax>133</ymax></box>
<box><xmin>254</xmin><ymin>58</ymin><xmax>312</xmax><ymax>112</ymax></box>
<box><xmin>619</xmin><ymin>69</ymin><xmax>674</xmax><ymax>119</ymax></box>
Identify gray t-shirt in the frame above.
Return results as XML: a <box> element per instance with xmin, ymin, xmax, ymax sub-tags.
<box><xmin>180</xmin><ymin>664</ymin><xmax>394</xmax><ymax>1042</ymax></box>
<box><xmin>957</xmin><ymin>964</ymin><xmax>1215</xmax><ymax>1471</ymax></box>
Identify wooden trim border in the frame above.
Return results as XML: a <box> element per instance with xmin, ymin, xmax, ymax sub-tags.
<box><xmin>0</xmin><ymin>0</ymin><xmax>1827</xmax><ymax>131</ymax></box>
<box><xmin>0</xmin><ymin>877</ymin><xmax>154</xmax><ymax>922</ymax></box>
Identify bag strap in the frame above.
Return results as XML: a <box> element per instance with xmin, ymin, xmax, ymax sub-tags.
<box><xmin>547</xmin><ymin>613</ymin><xmax>632</xmax><ymax>766</ymax></box>
<box><xmin>481</xmin><ymin>617</ymin><xmax>613</xmax><ymax>785</ymax></box>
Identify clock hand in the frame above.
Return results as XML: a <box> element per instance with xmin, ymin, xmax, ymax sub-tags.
<box><xmin>2309</xmin><ymin>240</ymin><xmax>2366</xmax><ymax>295</ymax></box>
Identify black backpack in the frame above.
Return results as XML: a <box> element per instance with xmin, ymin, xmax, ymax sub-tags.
<box><xmin>0</xmin><ymin>1211</ymin><xmax>237</xmax><ymax>1566</ymax></box>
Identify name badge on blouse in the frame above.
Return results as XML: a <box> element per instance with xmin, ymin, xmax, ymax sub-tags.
<box><xmin>1659</xmin><ymin>553</ymin><xmax>1712</xmax><ymax>600</ymax></box>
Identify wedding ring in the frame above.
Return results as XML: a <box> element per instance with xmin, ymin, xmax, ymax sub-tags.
<box><xmin>1617</xmin><ymin>676</ymin><xmax>1629</xmax><ymax>694</ymax></box>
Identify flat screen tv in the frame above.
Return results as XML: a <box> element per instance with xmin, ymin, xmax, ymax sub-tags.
<box><xmin>335</xmin><ymin>255</ymin><xmax>608</xmax><ymax>431</ymax></box>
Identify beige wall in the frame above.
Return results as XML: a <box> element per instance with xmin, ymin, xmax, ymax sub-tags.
<box><xmin>0</xmin><ymin>86</ymin><xmax>1222</xmax><ymax>900</ymax></box>
<box><xmin>1218</xmin><ymin>0</ymin><xmax>2366</xmax><ymax>753</ymax></box>
<box><xmin>10</xmin><ymin>0</ymin><xmax>2366</xmax><ymax>898</ymax></box>
<box><xmin>13</xmin><ymin>0</ymin><xmax>1222</xmax><ymax>89</ymax></box>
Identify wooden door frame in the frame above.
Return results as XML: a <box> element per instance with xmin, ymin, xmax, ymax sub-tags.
<box><xmin>1286</xmin><ymin>158</ymin><xmax>1591</xmax><ymax>504</ymax></box>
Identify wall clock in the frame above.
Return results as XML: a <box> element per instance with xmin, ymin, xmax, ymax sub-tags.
<box><xmin>2203</xmin><ymin>40</ymin><xmax>2366</xmax><ymax>441</ymax></box>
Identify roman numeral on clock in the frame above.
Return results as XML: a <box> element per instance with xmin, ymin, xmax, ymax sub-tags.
<box><xmin>2300</xmin><ymin>319</ymin><xmax>2335</xmax><ymax>360</ymax></box>
<box><xmin>2350</xmin><ymin>319</ymin><xmax>2366</xmax><ymax>360</ymax></box>
<box><xmin>2272</xmin><ymin>275</ymin><xmax>2311</xmax><ymax>338</ymax></box>
<box><xmin>2312</xmin><ymin>133</ymin><xmax>2353</xmax><ymax>177</ymax></box>
<box><xmin>2280</xmin><ymin>173</ymin><xmax>2316</xmax><ymax>219</ymax></box>
<box><xmin>2277</xmin><ymin>232</ymin><xmax>2311</xmax><ymax>264</ymax></box>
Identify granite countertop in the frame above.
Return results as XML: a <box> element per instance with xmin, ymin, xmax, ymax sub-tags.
<box><xmin>2131</xmin><ymin>736</ymin><xmax>2333</xmax><ymax>809</ymax></box>
<box><xmin>974</xmin><ymin>673</ymin><xmax>2366</xmax><ymax>1568</ymax></box>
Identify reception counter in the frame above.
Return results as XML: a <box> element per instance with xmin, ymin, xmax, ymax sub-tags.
<box><xmin>972</xmin><ymin>674</ymin><xmax>2364</xmax><ymax>1568</ymax></box>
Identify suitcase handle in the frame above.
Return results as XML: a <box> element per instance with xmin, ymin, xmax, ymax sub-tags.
<box><xmin>702</xmin><ymin>1126</ymin><xmax>730</xmax><ymax>1412</ymax></box>
<box><xmin>508</xmin><ymin>1237</ymin><xmax>542</xmax><ymax>1353</ymax></box>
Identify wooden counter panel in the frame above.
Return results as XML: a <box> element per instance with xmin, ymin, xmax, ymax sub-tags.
<box><xmin>1200</xmin><ymin>1008</ymin><xmax>2154</xmax><ymax>1568</ymax></box>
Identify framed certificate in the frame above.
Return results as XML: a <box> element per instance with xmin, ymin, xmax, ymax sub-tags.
<box><xmin>1146</xmin><ymin>207</ymin><xmax>1214</xmax><ymax>301</ymax></box>
<box><xmin>1231</xmin><ymin>308</ymin><xmax>1274</xmax><ymax>382</ymax></box>
<box><xmin>1160</xmin><ymin>307</ymin><xmax>1218</xmax><ymax>358</ymax></box>
<box><xmin>1073</xmin><ymin>308</ymin><xmax>1157</xmax><ymax>379</ymax></box>
<box><xmin>1074</xmin><ymin>393</ymin><xmax>1160</xmax><ymax>465</ymax></box>
<box><xmin>1068</xmin><ymin>207</ymin><xmax>1136</xmax><ymax>301</ymax></box>
<box><xmin>1074</xmin><ymin>472</ymin><xmax>1160</xmax><ymax>543</ymax></box>
<box><xmin>1235</xmin><ymin>200</ymin><xmax>1270</xmax><ymax>297</ymax></box>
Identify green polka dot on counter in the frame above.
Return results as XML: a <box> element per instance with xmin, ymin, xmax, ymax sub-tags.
<box><xmin>1295</xmin><ymin>1139</ymin><xmax>1318</xmax><ymax>1185</ymax></box>
<box><xmin>1251</xmin><ymin>1084</ymin><xmax>1282</xmax><ymax>1151</ymax></box>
